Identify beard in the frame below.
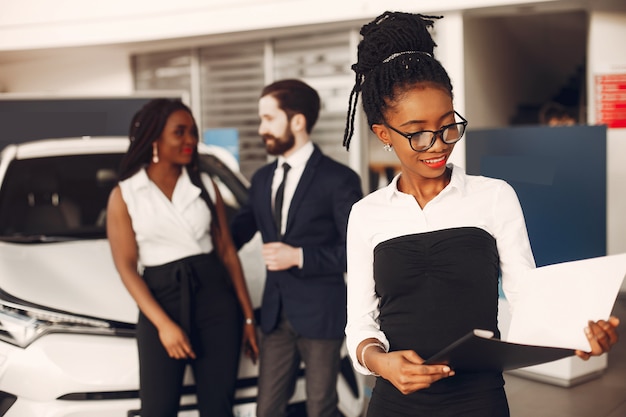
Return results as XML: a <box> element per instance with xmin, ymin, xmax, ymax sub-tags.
<box><xmin>262</xmin><ymin>128</ymin><xmax>295</xmax><ymax>156</ymax></box>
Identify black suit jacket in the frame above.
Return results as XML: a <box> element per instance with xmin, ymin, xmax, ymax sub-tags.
<box><xmin>231</xmin><ymin>145</ymin><xmax>363</xmax><ymax>339</ymax></box>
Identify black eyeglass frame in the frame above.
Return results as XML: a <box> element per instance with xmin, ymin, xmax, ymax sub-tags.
<box><xmin>383</xmin><ymin>111</ymin><xmax>468</xmax><ymax>152</ymax></box>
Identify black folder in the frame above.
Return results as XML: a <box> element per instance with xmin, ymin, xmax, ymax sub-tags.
<box><xmin>423</xmin><ymin>329</ymin><xmax>575</xmax><ymax>372</ymax></box>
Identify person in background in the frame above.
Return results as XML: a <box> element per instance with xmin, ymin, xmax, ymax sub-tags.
<box><xmin>230</xmin><ymin>79</ymin><xmax>363</xmax><ymax>417</ymax></box>
<box><xmin>107</xmin><ymin>98</ymin><xmax>258</xmax><ymax>417</ymax></box>
<box><xmin>342</xmin><ymin>11</ymin><xmax>618</xmax><ymax>417</ymax></box>
<box><xmin>539</xmin><ymin>101</ymin><xmax>577</xmax><ymax>126</ymax></box>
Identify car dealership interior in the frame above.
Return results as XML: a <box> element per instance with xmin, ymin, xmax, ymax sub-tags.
<box><xmin>1</xmin><ymin>1</ymin><xmax>626</xmax><ymax>416</ymax></box>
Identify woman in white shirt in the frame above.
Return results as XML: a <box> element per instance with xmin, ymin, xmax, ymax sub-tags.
<box><xmin>107</xmin><ymin>98</ymin><xmax>258</xmax><ymax>417</ymax></box>
<box><xmin>342</xmin><ymin>11</ymin><xmax>619</xmax><ymax>417</ymax></box>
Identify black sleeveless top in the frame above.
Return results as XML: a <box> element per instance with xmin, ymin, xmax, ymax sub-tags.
<box><xmin>368</xmin><ymin>227</ymin><xmax>510</xmax><ymax>417</ymax></box>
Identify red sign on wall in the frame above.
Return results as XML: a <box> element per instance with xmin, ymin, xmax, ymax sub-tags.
<box><xmin>595</xmin><ymin>73</ymin><xmax>626</xmax><ymax>128</ymax></box>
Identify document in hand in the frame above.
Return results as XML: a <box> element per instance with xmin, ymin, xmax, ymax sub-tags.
<box><xmin>505</xmin><ymin>253</ymin><xmax>626</xmax><ymax>352</ymax></box>
<box><xmin>423</xmin><ymin>329</ymin><xmax>574</xmax><ymax>372</ymax></box>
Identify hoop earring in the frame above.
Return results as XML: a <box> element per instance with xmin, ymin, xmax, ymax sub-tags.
<box><xmin>383</xmin><ymin>143</ymin><xmax>393</xmax><ymax>152</ymax></box>
<box><xmin>152</xmin><ymin>143</ymin><xmax>159</xmax><ymax>164</ymax></box>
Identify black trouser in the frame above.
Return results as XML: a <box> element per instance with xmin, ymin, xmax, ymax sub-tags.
<box><xmin>137</xmin><ymin>252</ymin><xmax>242</xmax><ymax>417</ymax></box>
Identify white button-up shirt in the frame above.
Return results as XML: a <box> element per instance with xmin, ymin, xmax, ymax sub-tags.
<box><xmin>119</xmin><ymin>167</ymin><xmax>215</xmax><ymax>267</ymax></box>
<box><xmin>345</xmin><ymin>164</ymin><xmax>536</xmax><ymax>374</ymax></box>
<box><xmin>272</xmin><ymin>141</ymin><xmax>314</xmax><ymax>236</ymax></box>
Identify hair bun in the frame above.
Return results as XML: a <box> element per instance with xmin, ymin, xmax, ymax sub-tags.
<box><xmin>354</xmin><ymin>11</ymin><xmax>441</xmax><ymax>75</ymax></box>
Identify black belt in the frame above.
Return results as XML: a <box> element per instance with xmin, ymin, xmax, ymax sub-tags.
<box><xmin>143</xmin><ymin>253</ymin><xmax>211</xmax><ymax>334</ymax></box>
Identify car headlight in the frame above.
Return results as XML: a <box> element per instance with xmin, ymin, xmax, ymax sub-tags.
<box><xmin>0</xmin><ymin>300</ymin><xmax>117</xmax><ymax>348</ymax></box>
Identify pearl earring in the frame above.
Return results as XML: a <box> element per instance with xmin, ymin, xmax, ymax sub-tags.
<box><xmin>152</xmin><ymin>143</ymin><xmax>159</xmax><ymax>164</ymax></box>
<box><xmin>383</xmin><ymin>143</ymin><xmax>392</xmax><ymax>152</ymax></box>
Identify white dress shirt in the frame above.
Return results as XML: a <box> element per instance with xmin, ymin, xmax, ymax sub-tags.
<box><xmin>271</xmin><ymin>141</ymin><xmax>314</xmax><ymax>236</ymax></box>
<box><xmin>345</xmin><ymin>164</ymin><xmax>536</xmax><ymax>374</ymax></box>
<box><xmin>270</xmin><ymin>142</ymin><xmax>313</xmax><ymax>269</ymax></box>
<box><xmin>119</xmin><ymin>167</ymin><xmax>216</xmax><ymax>267</ymax></box>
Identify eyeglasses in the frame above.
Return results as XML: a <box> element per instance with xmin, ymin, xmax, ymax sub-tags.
<box><xmin>384</xmin><ymin>111</ymin><xmax>468</xmax><ymax>152</ymax></box>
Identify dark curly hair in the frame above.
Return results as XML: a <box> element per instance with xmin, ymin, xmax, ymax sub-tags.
<box><xmin>343</xmin><ymin>11</ymin><xmax>454</xmax><ymax>149</ymax></box>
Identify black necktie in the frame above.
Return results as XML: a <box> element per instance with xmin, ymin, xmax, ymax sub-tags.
<box><xmin>274</xmin><ymin>162</ymin><xmax>291</xmax><ymax>239</ymax></box>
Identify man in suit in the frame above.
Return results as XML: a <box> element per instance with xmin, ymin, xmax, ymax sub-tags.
<box><xmin>230</xmin><ymin>79</ymin><xmax>363</xmax><ymax>417</ymax></box>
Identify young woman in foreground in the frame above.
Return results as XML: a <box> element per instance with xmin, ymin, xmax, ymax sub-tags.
<box><xmin>343</xmin><ymin>11</ymin><xmax>619</xmax><ymax>417</ymax></box>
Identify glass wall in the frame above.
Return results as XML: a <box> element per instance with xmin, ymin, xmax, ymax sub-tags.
<box><xmin>132</xmin><ymin>30</ymin><xmax>353</xmax><ymax>180</ymax></box>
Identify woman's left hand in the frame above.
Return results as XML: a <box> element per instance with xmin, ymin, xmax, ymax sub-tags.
<box><xmin>243</xmin><ymin>322</ymin><xmax>259</xmax><ymax>364</ymax></box>
<box><xmin>576</xmin><ymin>316</ymin><xmax>620</xmax><ymax>360</ymax></box>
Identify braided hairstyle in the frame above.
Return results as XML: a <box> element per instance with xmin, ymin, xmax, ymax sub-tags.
<box><xmin>118</xmin><ymin>98</ymin><xmax>219</xmax><ymax>231</ymax></box>
<box><xmin>343</xmin><ymin>11</ymin><xmax>454</xmax><ymax>149</ymax></box>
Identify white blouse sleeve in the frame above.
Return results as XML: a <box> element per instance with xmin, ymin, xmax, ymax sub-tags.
<box><xmin>345</xmin><ymin>204</ymin><xmax>390</xmax><ymax>375</ymax></box>
<box><xmin>493</xmin><ymin>180</ymin><xmax>536</xmax><ymax>312</ymax></box>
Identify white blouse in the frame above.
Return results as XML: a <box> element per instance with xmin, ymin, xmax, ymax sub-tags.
<box><xmin>345</xmin><ymin>164</ymin><xmax>536</xmax><ymax>375</ymax></box>
<box><xmin>119</xmin><ymin>167</ymin><xmax>216</xmax><ymax>267</ymax></box>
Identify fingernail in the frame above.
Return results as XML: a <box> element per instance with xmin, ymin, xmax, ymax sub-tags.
<box><xmin>443</xmin><ymin>366</ymin><xmax>451</xmax><ymax>373</ymax></box>
<box><xmin>584</xmin><ymin>326</ymin><xmax>592</xmax><ymax>337</ymax></box>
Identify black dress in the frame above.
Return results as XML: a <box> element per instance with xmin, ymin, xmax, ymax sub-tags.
<box><xmin>366</xmin><ymin>227</ymin><xmax>510</xmax><ymax>417</ymax></box>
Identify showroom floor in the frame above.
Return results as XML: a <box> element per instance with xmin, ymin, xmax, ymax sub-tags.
<box><xmin>360</xmin><ymin>293</ymin><xmax>626</xmax><ymax>417</ymax></box>
<box><xmin>505</xmin><ymin>292</ymin><xmax>626</xmax><ymax>417</ymax></box>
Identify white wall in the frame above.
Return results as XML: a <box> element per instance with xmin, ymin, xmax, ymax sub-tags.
<box><xmin>0</xmin><ymin>47</ymin><xmax>133</xmax><ymax>94</ymax></box>
<box><xmin>464</xmin><ymin>17</ymin><xmax>520</xmax><ymax>129</ymax></box>
<box><xmin>587</xmin><ymin>11</ymin><xmax>626</xmax><ymax>291</ymax></box>
<box><xmin>0</xmin><ymin>0</ymin><xmax>557</xmax><ymax>51</ymax></box>
<box><xmin>0</xmin><ymin>0</ymin><xmax>559</xmax><ymax>96</ymax></box>
<box><xmin>435</xmin><ymin>12</ymin><xmax>467</xmax><ymax>168</ymax></box>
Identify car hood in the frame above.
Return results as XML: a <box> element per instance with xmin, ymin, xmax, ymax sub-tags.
<box><xmin>0</xmin><ymin>239</ymin><xmax>137</xmax><ymax>324</ymax></box>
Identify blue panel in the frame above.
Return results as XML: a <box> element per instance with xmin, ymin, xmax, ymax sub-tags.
<box><xmin>466</xmin><ymin>125</ymin><xmax>607</xmax><ymax>267</ymax></box>
<box><xmin>203</xmin><ymin>128</ymin><xmax>239</xmax><ymax>162</ymax></box>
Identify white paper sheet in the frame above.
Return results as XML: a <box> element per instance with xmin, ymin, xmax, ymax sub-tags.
<box><xmin>505</xmin><ymin>253</ymin><xmax>626</xmax><ymax>352</ymax></box>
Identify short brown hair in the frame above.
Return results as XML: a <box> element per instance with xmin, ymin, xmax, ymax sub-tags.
<box><xmin>261</xmin><ymin>79</ymin><xmax>320</xmax><ymax>134</ymax></box>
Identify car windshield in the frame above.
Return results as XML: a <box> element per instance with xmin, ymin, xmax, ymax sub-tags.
<box><xmin>0</xmin><ymin>151</ymin><xmax>248</xmax><ymax>242</ymax></box>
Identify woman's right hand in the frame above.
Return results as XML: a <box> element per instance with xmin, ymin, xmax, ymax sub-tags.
<box><xmin>242</xmin><ymin>323</ymin><xmax>259</xmax><ymax>364</ymax></box>
<box><xmin>372</xmin><ymin>349</ymin><xmax>455</xmax><ymax>395</ymax></box>
<box><xmin>158</xmin><ymin>321</ymin><xmax>196</xmax><ymax>360</ymax></box>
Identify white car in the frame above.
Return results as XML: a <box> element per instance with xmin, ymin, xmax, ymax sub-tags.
<box><xmin>0</xmin><ymin>137</ymin><xmax>365</xmax><ymax>417</ymax></box>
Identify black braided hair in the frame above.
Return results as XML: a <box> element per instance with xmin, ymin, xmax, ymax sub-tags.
<box><xmin>343</xmin><ymin>11</ymin><xmax>454</xmax><ymax>150</ymax></box>
<box><xmin>118</xmin><ymin>98</ymin><xmax>219</xmax><ymax>231</ymax></box>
